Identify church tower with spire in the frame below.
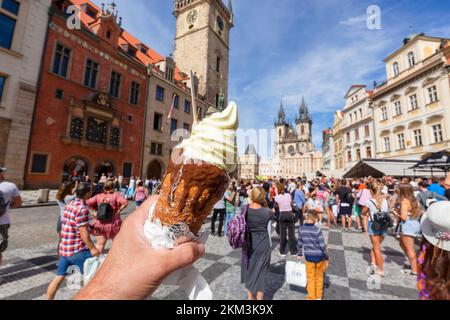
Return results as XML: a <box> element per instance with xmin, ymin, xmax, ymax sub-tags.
<box><xmin>296</xmin><ymin>97</ymin><xmax>313</xmax><ymax>144</ymax></box>
<box><xmin>275</xmin><ymin>100</ymin><xmax>289</xmax><ymax>142</ymax></box>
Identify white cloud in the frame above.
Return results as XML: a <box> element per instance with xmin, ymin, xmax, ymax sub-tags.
<box><xmin>339</xmin><ymin>14</ymin><xmax>367</xmax><ymax>27</ymax></box>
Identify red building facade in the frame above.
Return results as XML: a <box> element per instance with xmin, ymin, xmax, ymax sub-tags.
<box><xmin>25</xmin><ymin>0</ymin><xmax>148</xmax><ymax>188</ymax></box>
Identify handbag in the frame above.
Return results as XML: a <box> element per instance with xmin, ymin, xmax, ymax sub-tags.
<box><xmin>285</xmin><ymin>260</ymin><xmax>307</xmax><ymax>288</ymax></box>
<box><xmin>369</xmin><ymin>200</ymin><xmax>392</xmax><ymax>232</ymax></box>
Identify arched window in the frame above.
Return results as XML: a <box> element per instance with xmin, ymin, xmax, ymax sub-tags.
<box><xmin>407</xmin><ymin>52</ymin><xmax>415</xmax><ymax>67</ymax></box>
<box><xmin>393</xmin><ymin>62</ymin><xmax>400</xmax><ymax>76</ymax></box>
<box><xmin>301</xmin><ymin>126</ymin><xmax>305</xmax><ymax>135</ymax></box>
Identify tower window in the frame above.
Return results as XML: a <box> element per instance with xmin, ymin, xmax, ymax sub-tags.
<box><xmin>216</xmin><ymin>56</ymin><xmax>221</xmax><ymax>73</ymax></box>
<box><xmin>106</xmin><ymin>29</ymin><xmax>111</xmax><ymax>39</ymax></box>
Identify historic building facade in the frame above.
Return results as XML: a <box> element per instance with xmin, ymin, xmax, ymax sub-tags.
<box><xmin>321</xmin><ymin>128</ymin><xmax>334</xmax><ymax>172</ymax></box>
<box><xmin>25</xmin><ymin>1</ymin><xmax>149</xmax><ymax>188</ymax></box>
<box><xmin>0</xmin><ymin>0</ymin><xmax>51</xmax><ymax>188</ymax></box>
<box><xmin>332</xmin><ymin>110</ymin><xmax>344</xmax><ymax>173</ymax></box>
<box><xmin>143</xmin><ymin>0</ymin><xmax>233</xmax><ymax>179</ymax></box>
<box><xmin>341</xmin><ymin>85</ymin><xmax>375</xmax><ymax>172</ymax></box>
<box><xmin>259</xmin><ymin>100</ymin><xmax>322</xmax><ymax>178</ymax></box>
<box><xmin>371</xmin><ymin>34</ymin><xmax>450</xmax><ymax>161</ymax></box>
<box><xmin>239</xmin><ymin>145</ymin><xmax>259</xmax><ymax>179</ymax></box>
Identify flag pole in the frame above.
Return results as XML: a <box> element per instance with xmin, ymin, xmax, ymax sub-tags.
<box><xmin>190</xmin><ymin>70</ymin><xmax>198</xmax><ymax>125</ymax></box>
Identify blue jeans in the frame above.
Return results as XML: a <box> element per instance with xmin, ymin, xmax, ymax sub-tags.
<box><xmin>224</xmin><ymin>209</ymin><xmax>235</xmax><ymax>236</ymax></box>
<box><xmin>56</xmin><ymin>249</ymin><xmax>92</xmax><ymax>276</ymax></box>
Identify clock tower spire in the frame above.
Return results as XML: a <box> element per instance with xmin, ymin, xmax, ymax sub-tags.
<box><xmin>173</xmin><ymin>0</ymin><xmax>233</xmax><ymax>111</ymax></box>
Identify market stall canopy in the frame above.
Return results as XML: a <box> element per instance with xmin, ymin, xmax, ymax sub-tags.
<box><xmin>343</xmin><ymin>159</ymin><xmax>420</xmax><ymax>179</ymax></box>
<box><xmin>411</xmin><ymin>150</ymin><xmax>450</xmax><ymax>173</ymax></box>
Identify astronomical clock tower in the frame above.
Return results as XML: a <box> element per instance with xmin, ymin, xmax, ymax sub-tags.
<box><xmin>173</xmin><ymin>0</ymin><xmax>233</xmax><ymax>112</ymax></box>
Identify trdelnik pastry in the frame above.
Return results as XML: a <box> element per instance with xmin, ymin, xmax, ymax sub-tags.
<box><xmin>151</xmin><ymin>102</ymin><xmax>239</xmax><ymax>236</ymax></box>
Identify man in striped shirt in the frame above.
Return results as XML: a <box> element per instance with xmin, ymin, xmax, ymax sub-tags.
<box><xmin>47</xmin><ymin>182</ymin><xmax>99</xmax><ymax>300</ymax></box>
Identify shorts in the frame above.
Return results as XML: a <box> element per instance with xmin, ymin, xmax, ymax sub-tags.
<box><xmin>56</xmin><ymin>249</ymin><xmax>92</xmax><ymax>276</ymax></box>
<box><xmin>0</xmin><ymin>224</ymin><xmax>10</xmax><ymax>253</ymax></box>
<box><xmin>368</xmin><ymin>221</ymin><xmax>388</xmax><ymax>237</ymax></box>
<box><xmin>339</xmin><ymin>204</ymin><xmax>352</xmax><ymax>217</ymax></box>
<box><xmin>399</xmin><ymin>219</ymin><xmax>421</xmax><ymax>238</ymax></box>
<box><xmin>332</xmin><ymin>205</ymin><xmax>338</xmax><ymax>217</ymax></box>
<box><xmin>353</xmin><ymin>205</ymin><xmax>362</xmax><ymax>218</ymax></box>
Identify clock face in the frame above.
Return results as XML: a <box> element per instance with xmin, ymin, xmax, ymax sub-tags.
<box><xmin>187</xmin><ymin>10</ymin><xmax>198</xmax><ymax>24</ymax></box>
<box><xmin>217</xmin><ymin>16</ymin><xmax>224</xmax><ymax>31</ymax></box>
<box><xmin>288</xmin><ymin>146</ymin><xmax>296</xmax><ymax>156</ymax></box>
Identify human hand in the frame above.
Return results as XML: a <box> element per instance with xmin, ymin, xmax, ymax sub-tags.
<box><xmin>75</xmin><ymin>196</ymin><xmax>205</xmax><ymax>300</ymax></box>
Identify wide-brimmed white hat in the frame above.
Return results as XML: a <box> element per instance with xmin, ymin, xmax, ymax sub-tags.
<box><xmin>421</xmin><ymin>201</ymin><xmax>450</xmax><ymax>252</ymax></box>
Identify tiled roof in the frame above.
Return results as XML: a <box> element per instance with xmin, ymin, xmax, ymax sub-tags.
<box><xmin>70</xmin><ymin>0</ymin><xmax>187</xmax><ymax>81</ymax></box>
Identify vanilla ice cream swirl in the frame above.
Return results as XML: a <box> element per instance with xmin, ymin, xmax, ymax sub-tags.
<box><xmin>176</xmin><ymin>102</ymin><xmax>239</xmax><ymax>173</ymax></box>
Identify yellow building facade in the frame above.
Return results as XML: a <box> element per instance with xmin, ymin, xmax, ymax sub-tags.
<box><xmin>371</xmin><ymin>34</ymin><xmax>450</xmax><ymax>160</ymax></box>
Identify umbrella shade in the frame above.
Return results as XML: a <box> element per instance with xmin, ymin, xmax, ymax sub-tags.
<box><xmin>411</xmin><ymin>150</ymin><xmax>450</xmax><ymax>171</ymax></box>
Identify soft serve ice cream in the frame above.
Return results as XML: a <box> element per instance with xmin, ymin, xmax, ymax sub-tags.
<box><xmin>151</xmin><ymin>102</ymin><xmax>239</xmax><ymax>235</ymax></box>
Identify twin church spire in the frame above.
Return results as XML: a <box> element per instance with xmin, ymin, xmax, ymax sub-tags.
<box><xmin>276</xmin><ymin>97</ymin><xmax>312</xmax><ymax>126</ymax></box>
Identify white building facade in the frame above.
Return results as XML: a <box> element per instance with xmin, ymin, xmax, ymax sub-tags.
<box><xmin>341</xmin><ymin>85</ymin><xmax>376</xmax><ymax>172</ymax></box>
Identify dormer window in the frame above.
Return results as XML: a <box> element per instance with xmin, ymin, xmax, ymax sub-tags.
<box><xmin>393</xmin><ymin>62</ymin><xmax>400</xmax><ymax>76</ymax></box>
<box><xmin>106</xmin><ymin>29</ymin><xmax>111</xmax><ymax>39</ymax></box>
<box><xmin>407</xmin><ymin>52</ymin><xmax>415</xmax><ymax>67</ymax></box>
<box><xmin>127</xmin><ymin>46</ymin><xmax>137</xmax><ymax>57</ymax></box>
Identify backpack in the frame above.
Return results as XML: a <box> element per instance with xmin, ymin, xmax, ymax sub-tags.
<box><xmin>369</xmin><ymin>200</ymin><xmax>392</xmax><ymax>231</ymax></box>
<box><xmin>135</xmin><ymin>187</ymin><xmax>146</xmax><ymax>202</ymax></box>
<box><xmin>345</xmin><ymin>191</ymin><xmax>354</xmax><ymax>205</ymax></box>
<box><xmin>0</xmin><ymin>183</ymin><xmax>9</xmax><ymax>218</ymax></box>
<box><xmin>227</xmin><ymin>205</ymin><xmax>249</xmax><ymax>249</ymax></box>
<box><xmin>97</xmin><ymin>196</ymin><xmax>113</xmax><ymax>222</ymax></box>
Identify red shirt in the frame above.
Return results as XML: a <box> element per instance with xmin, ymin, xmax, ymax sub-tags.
<box><xmin>59</xmin><ymin>199</ymin><xmax>90</xmax><ymax>257</ymax></box>
<box><xmin>86</xmin><ymin>192</ymin><xmax>128</xmax><ymax>216</ymax></box>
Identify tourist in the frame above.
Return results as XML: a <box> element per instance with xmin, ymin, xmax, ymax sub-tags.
<box><xmin>86</xmin><ymin>180</ymin><xmax>128</xmax><ymax>254</ymax></box>
<box><xmin>392</xmin><ymin>183</ymin><xmax>423</xmax><ymax>277</ymax></box>
<box><xmin>47</xmin><ymin>182</ymin><xmax>99</xmax><ymax>300</ymax></box>
<box><xmin>293</xmin><ymin>182</ymin><xmax>306</xmax><ymax>225</ymax></box>
<box><xmin>274</xmin><ymin>182</ymin><xmax>296</xmax><ymax>257</ymax></box>
<box><xmin>263</xmin><ymin>182</ymin><xmax>275</xmax><ymax>210</ymax></box>
<box><xmin>74</xmin><ymin>196</ymin><xmax>204</xmax><ymax>300</ymax></box>
<box><xmin>55</xmin><ymin>182</ymin><xmax>76</xmax><ymax>251</ymax></box>
<box><xmin>416</xmin><ymin>181</ymin><xmax>447</xmax><ymax>211</ymax></box>
<box><xmin>134</xmin><ymin>181</ymin><xmax>148</xmax><ymax>208</ymax></box>
<box><xmin>428</xmin><ymin>177</ymin><xmax>446</xmax><ymax>197</ymax></box>
<box><xmin>315</xmin><ymin>184</ymin><xmax>329</xmax><ymax>226</ymax></box>
<box><xmin>0</xmin><ymin>168</ymin><xmax>22</xmax><ymax>266</ymax></box>
<box><xmin>325</xmin><ymin>184</ymin><xmax>337</xmax><ymax>227</ymax></box>
<box><xmin>362</xmin><ymin>184</ymin><xmax>389</xmax><ymax>277</ymax></box>
<box><xmin>356</xmin><ymin>182</ymin><xmax>372</xmax><ymax>233</ymax></box>
<box><xmin>99</xmin><ymin>173</ymin><xmax>107</xmax><ymax>184</ymax></box>
<box><xmin>336</xmin><ymin>180</ymin><xmax>354</xmax><ymax>231</ymax></box>
<box><xmin>241</xmin><ymin>187</ymin><xmax>274</xmax><ymax>301</ymax></box>
<box><xmin>126</xmin><ymin>176</ymin><xmax>136</xmax><ymax>200</ymax></box>
<box><xmin>223</xmin><ymin>184</ymin><xmax>237</xmax><ymax>236</ymax></box>
<box><xmin>297</xmin><ymin>210</ymin><xmax>329</xmax><ymax>300</ymax></box>
<box><xmin>117</xmin><ymin>173</ymin><xmax>124</xmax><ymax>190</ymax></box>
<box><xmin>211</xmin><ymin>194</ymin><xmax>226</xmax><ymax>237</ymax></box>
<box><xmin>417</xmin><ymin>201</ymin><xmax>450</xmax><ymax>300</ymax></box>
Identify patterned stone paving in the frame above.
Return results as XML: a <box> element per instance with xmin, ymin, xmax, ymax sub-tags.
<box><xmin>0</xmin><ymin>213</ymin><xmax>419</xmax><ymax>300</ymax></box>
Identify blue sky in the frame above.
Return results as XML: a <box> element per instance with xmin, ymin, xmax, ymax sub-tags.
<box><xmin>92</xmin><ymin>0</ymin><xmax>450</xmax><ymax>157</ymax></box>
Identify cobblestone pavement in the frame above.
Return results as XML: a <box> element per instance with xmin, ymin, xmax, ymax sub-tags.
<box><xmin>0</xmin><ymin>205</ymin><xmax>419</xmax><ymax>300</ymax></box>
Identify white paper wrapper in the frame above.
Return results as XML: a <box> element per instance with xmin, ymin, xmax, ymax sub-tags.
<box><xmin>143</xmin><ymin>203</ymin><xmax>213</xmax><ymax>300</ymax></box>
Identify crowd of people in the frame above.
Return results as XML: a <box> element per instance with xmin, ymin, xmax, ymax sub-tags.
<box><xmin>1</xmin><ymin>165</ymin><xmax>450</xmax><ymax>300</ymax></box>
<box><xmin>211</xmin><ymin>175</ymin><xmax>450</xmax><ymax>300</ymax></box>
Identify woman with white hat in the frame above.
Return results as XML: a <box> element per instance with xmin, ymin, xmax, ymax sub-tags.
<box><xmin>417</xmin><ymin>201</ymin><xmax>450</xmax><ymax>300</ymax></box>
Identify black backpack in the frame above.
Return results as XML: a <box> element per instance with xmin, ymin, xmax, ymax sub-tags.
<box><xmin>0</xmin><ymin>183</ymin><xmax>9</xmax><ymax>219</ymax></box>
<box><xmin>97</xmin><ymin>197</ymin><xmax>113</xmax><ymax>222</ymax></box>
<box><xmin>369</xmin><ymin>200</ymin><xmax>392</xmax><ymax>231</ymax></box>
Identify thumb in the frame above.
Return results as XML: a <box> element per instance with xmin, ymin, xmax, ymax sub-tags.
<box><xmin>163</xmin><ymin>241</ymin><xmax>205</xmax><ymax>272</ymax></box>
